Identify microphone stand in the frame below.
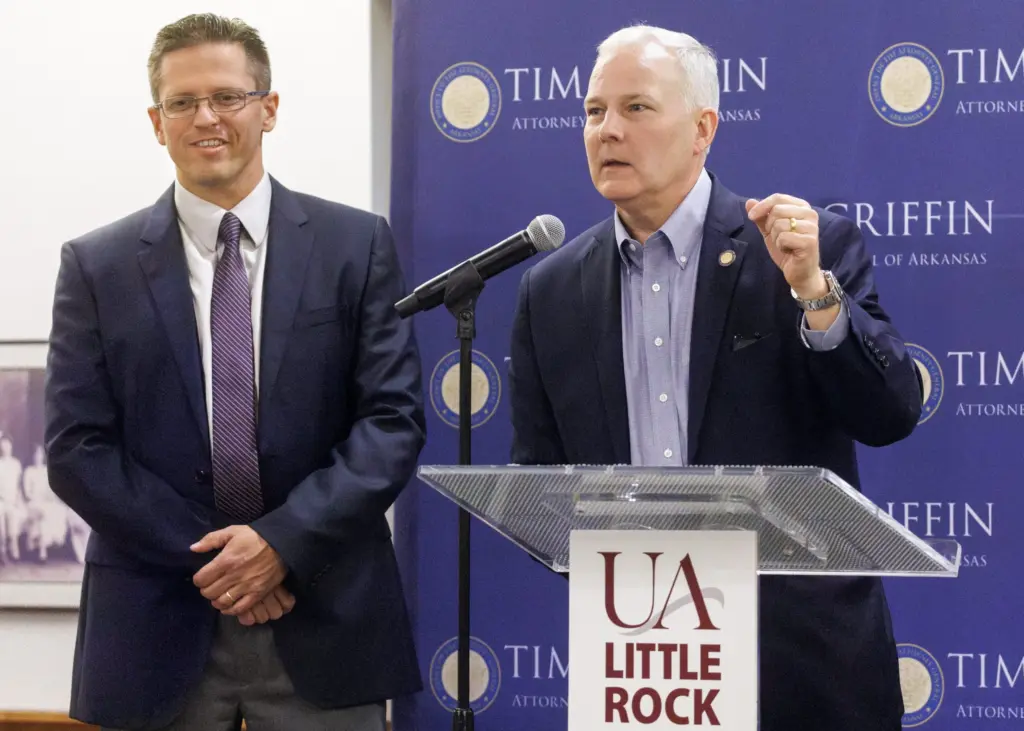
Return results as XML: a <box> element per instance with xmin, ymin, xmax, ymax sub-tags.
<box><xmin>441</xmin><ymin>260</ymin><xmax>486</xmax><ymax>731</ymax></box>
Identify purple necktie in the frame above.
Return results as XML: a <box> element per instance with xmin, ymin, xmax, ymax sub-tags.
<box><xmin>210</xmin><ymin>211</ymin><xmax>264</xmax><ymax>522</ymax></box>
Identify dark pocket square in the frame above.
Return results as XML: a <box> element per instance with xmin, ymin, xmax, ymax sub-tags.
<box><xmin>732</xmin><ymin>332</ymin><xmax>774</xmax><ymax>351</ymax></box>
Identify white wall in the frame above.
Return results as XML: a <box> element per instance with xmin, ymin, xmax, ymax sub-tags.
<box><xmin>0</xmin><ymin>0</ymin><xmax>393</xmax><ymax>713</ymax></box>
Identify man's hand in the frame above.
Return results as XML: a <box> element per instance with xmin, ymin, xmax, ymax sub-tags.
<box><xmin>237</xmin><ymin>584</ymin><xmax>297</xmax><ymax>626</ymax></box>
<box><xmin>745</xmin><ymin>194</ymin><xmax>826</xmax><ymax>299</ymax></box>
<box><xmin>191</xmin><ymin>525</ymin><xmax>288</xmax><ymax>616</ymax></box>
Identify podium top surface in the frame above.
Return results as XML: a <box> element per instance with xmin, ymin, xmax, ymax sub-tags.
<box><xmin>417</xmin><ymin>464</ymin><xmax>960</xmax><ymax>577</ymax></box>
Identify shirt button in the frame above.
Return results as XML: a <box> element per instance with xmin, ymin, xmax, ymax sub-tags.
<box><xmin>654</xmin><ymin>337</ymin><xmax>663</xmax><ymax>347</ymax></box>
<box><xmin>679</xmin><ymin>255</ymin><xmax>687</xmax><ymax>266</ymax></box>
<box><xmin>659</xmin><ymin>393</ymin><xmax>668</xmax><ymax>403</ymax></box>
<box><xmin>652</xmin><ymin>283</ymin><xmax>661</xmax><ymax>293</ymax></box>
<box><xmin>630</xmin><ymin>243</ymin><xmax>637</xmax><ymax>251</ymax></box>
<box><xmin>663</xmin><ymin>449</ymin><xmax>673</xmax><ymax>459</ymax></box>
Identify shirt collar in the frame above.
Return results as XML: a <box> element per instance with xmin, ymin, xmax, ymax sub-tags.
<box><xmin>173</xmin><ymin>172</ymin><xmax>272</xmax><ymax>254</ymax></box>
<box><xmin>615</xmin><ymin>166</ymin><xmax>713</xmax><ymax>269</ymax></box>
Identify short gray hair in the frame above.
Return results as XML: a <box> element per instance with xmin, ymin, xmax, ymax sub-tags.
<box><xmin>596</xmin><ymin>25</ymin><xmax>719</xmax><ymax>114</ymax></box>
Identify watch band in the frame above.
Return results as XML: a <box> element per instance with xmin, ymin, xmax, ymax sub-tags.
<box><xmin>791</xmin><ymin>270</ymin><xmax>843</xmax><ymax>311</ymax></box>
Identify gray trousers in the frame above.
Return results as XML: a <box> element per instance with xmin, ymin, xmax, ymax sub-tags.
<box><xmin>105</xmin><ymin>614</ymin><xmax>386</xmax><ymax>731</ymax></box>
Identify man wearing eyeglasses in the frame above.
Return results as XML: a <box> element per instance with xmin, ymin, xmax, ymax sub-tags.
<box><xmin>43</xmin><ymin>13</ymin><xmax>424</xmax><ymax>731</ymax></box>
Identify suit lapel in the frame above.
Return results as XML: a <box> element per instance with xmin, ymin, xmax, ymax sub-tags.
<box><xmin>580</xmin><ymin>222</ymin><xmax>631</xmax><ymax>464</ymax></box>
<box><xmin>258</xmin><ymin>177</ymin><xmax>313</xmax><ymax>433</ymax></box>
<box><xmin>137</xmin><ymin>185</ymin><xmax>210</xmax><ymax>451</ymax></box>
<box><xmin>687</xmin><ymin>178</ymin><xmax>749</xmax><ymax>462</ymax></box>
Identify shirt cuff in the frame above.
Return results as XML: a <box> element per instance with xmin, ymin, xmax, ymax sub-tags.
<box><xmin>800</xmin><ymin>298</ymin><xmax>850</xmax><ymax>351</ymax></box>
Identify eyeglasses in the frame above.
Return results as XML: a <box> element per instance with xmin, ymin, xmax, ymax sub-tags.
<box><xmin>154</xmin><ymin>89</ymin><xmax>270</xmax><ymax>118</ymax></box>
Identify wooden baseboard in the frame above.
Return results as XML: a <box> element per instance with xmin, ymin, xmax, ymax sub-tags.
<box><xmin>0</xmin><ymin>712</ymin><xmax>97</xmax><ymax>731</ymax></box>
<box><xmin>0</xmin><ymin>712</ymin><xmax>391</xmax><ymax>731</ymax></box>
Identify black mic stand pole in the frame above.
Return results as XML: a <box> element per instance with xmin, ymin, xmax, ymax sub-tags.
<box><xmin>441</xmin><ymin>260</ymin><xmax>486</xmax><ymax>731</ymax></box>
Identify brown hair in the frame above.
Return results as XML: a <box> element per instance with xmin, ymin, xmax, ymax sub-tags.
<box><xmin>147</xmin><ymin>13</ymin><xmax>271</xmax><ymax>102</ymax></box>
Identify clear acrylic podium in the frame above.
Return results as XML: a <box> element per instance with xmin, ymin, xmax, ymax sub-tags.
<box><xmin>419</xmin><ymin>464</ymin><xmax>959</xmax><ymax>728</ymax></box>
<box><xmin>417</xmin><ymin>464</ymin><xmax>960</xmax><ymax>576</ymax></box>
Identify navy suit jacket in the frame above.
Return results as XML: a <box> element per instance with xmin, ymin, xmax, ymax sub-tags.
<box><xmin>508</xmin><ymin>173</ymin><xmax>921</xmax><ymax>731</ymax></box>
<box><xmin>44</xmin><ymin>177</ymin><xmax>425</xmax><ymax>730</ymax></box>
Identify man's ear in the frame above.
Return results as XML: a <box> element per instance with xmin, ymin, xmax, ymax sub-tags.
<box><xmin>261</xmin><ymin>91</ymin><xmax>280</xmax><ymax>133</ymax></box>
<box><xmin>148</xmin><ymin>106</ymin><xmax>167</xmax><ymax>146</ymax></box>
<box><xmin>695</xmin><ymin>107</ymin><xmax>718</xmax><ymax>156</ymax></box>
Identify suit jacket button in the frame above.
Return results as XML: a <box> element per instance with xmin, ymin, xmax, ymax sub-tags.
<box><xmin>195</xmin><ymin>469</ymin><xmax>211</xmax><ymax>484</ymax></box>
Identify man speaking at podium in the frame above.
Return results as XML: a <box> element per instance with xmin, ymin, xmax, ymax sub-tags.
<box><xmin>507</xmin><ymin>25</ymin><xmax>922</xmax><ymax>731</ymax></box>
<box><xmin>44</xmin><ymin>13</ymin><xmax>423</xmax><ymax>731</ymax></box>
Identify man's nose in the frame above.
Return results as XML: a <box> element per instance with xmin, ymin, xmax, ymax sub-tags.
<box><xmin>193</xmin><ymin>98</ymin><xmax>221</xmax><ymax>125</ymax></box>
<box><xmin>599</xmin><ymin>111</ymin><xmax>624</xmax><ymax>141</ymax></box>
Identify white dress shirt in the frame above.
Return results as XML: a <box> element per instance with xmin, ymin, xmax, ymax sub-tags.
<box><xmin>174</xmin><ymin>173</ymin><xmax>272</xmax><ymax>442</ymax></box>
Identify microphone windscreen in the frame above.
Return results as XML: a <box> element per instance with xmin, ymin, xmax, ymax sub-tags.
<box><xmin>528</xmin><ymin>214</ymin><xmax>565</xmax><ymax>252</ymax></box>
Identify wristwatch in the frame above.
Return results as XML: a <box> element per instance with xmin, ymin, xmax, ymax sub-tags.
<box><xmin>791</xmin><ymin>270</ymin><xmax>844</xmax><ymax>311</ymax></box>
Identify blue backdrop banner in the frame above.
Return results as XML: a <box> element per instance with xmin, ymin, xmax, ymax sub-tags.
<box><xmin>389</xmin><ymin>2</ymin><xmax>1024</xmax><ymax>728</ymax></box>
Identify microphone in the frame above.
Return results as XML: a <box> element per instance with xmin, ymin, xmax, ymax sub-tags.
<box><xmin>395</xmin><ymin>214</ymin><xmax>565</xmax><ymax>318</ymax></box>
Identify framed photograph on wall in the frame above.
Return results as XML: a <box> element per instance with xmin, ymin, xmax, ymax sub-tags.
<box><xmin>0</xmin><ymin>340</ymin><xmax>88</xmax><ymax>608</ymax></box>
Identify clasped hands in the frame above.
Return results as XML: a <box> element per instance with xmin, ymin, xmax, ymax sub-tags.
<box><xmin>191</xmin><ymin>525</ymin><xmax>293</xmax><ymax>627</ymax></box>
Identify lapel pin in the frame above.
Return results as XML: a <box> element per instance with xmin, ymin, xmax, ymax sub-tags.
<box><xmin>719</xmin><ymin>250</ymin><xmax>736</xmax><ymax>266</ymax></box>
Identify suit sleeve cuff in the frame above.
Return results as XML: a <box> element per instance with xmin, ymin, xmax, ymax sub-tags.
<box><xmin>800</xmin><ymin>298</ymin><xmax>850</xmax><ymax>351</ymax></box>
